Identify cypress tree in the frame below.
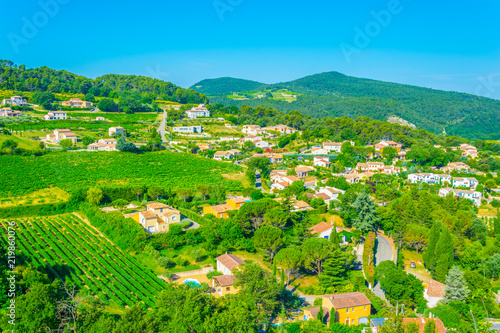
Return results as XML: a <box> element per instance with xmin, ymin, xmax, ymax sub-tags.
<box><xmin>424</xmin><ymin>221</ymin><xmax>441</xmax><ymax>274</ymax></box>
<box><xmin>280</xmin><ymin>268</ymin><xmax>285</xmax><ymax>288</ymax></box>
<box><xmin>273</xmin><ymin>262</ymin><xmax>277</xmax><ymax>277</ymax></box>
<box><xmin>319</xmin><ymin>250</ymin><xmax>346</xmax><ymax>288</ymax></box>
<box><xmin>316</xmin><ymin>304</ymin><xmax>324</xmax><ymax>323</ymax></box>
<box><xmin>423</xmin><ymin>319</ymin><xmax>436</xmax><ymax>333</ymax></box>
<box><xmin>330</xmin><ymin>226</ymin><xmax>341</xmax><ymax>249</ymax></box>
<box><xmin>434</xmin><ymin>228</ymin><xmax>454</xmax><ymax>282</ymax></box>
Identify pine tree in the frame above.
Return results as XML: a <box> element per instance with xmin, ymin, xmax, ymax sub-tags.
<box><xmin>444</xmin><ymin>266</ymin><xmax>470</xmax><ymax>302</ymax></box>
<box><xmin>330</xmin><ymin>226</ymin><xmax>340</xmax><ymax>249</ymax></box>
<box><xmin>424</xmin><ymin>221</ymin><xmax>441</xmax><ymax>274</ymax></box>
<box><xmin>319</xmin><ymin>250</ymin><xmax>346</xmax><ymax>288</ymax></box>
<box><xmin>434</xmin><ymin>228</ymin><xmax>454</xmax><ymax>282</ymax></box>
<box><xmin>352</xmin><ymin>192</ymin><xmax>380</xmax><ymax>232</ymax></box>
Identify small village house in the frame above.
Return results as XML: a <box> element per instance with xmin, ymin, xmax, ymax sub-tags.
<box><xmin>2</xmin><ymin>96</ymin><xmax>27</xmax><ymax>106</ymax></box>
<box><xmin>185</xmin><ymin>104</ymin><xmax>210</xmax><ymax>118</ymax></box>
<box><xmin>423</xmin><ymin>279</ymin><xmax>445</xmax><ymax>308</ymax></box>
<box><xmin>61</xmin><ymin>98</ymin><xmax>92</xmax><ymax>108</ymax></box>
<box><xmin>438</xmin><ymin>188</ymin><xmax>482</xmax><ymax>207</ymax></box>
<box><xmin>212</xmin><ymin>254</ymin><xmax>245</xmax><ymax>296</ymax></box>
<box><xmin>309</xmin><ymin>222</ymin><xmax>354</xmax><ymax>244</ymax></box>
<box><xmin>109</xmin><ymin>126</ymin><xmax>126</xmax><ymax>136</ymax></box>
<box><xmin>322</xmin><ymin>292</ymin><xmax>371</xmax><ymax>325</ymax></box>
<box><xmin>44</xmin><ymin>111</ymin><xmax>67</xmax><ymax>120</ymax></box>
<box><xmin>0</xmin><ymin>108</ymin><xmax>22</xmax><ymax>117</ymax></box>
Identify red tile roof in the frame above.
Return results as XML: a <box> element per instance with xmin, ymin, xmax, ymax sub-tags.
<box><xmin>213</xmin><ymin>275</ymin><xmax>235</xmax><ymax>287</ymax></box>
<box><xmin>309</xmin><ymin>222</ymin><xmax>333</xmax><ymax>234</ymax></box>
<box><xmin>325</xmin><ymin>292</ymin><xmax>371</xmax><ymax>309</ymax></box>
<box><xmin>426</xmin><ymin>279</ymin><xmax>445</xmax><ymax>298</ymax></box>
<box><xmin>216</xmin><ymin>254</ymin><xmax>245</xmax><ymax>271</ymax></box>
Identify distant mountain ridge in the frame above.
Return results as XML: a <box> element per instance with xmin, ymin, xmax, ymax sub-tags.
<box><xmin>191</xmin><ymin>72</ymin><xmax>500</xmax><ymax>140</ymax></box>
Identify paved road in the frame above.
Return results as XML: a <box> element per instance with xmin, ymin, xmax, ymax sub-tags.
<box><xmin>158</xmin><ymin>111</ymin><xmax>167</xmax><ymax>143</ymax></box>
<box><xmin>373</xmin><ymin>233</ymin><xmax>393</xmax><ymax>299</ymax></box>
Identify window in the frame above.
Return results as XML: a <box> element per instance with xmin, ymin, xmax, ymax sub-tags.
<box><xmin>346</xmin><ymin>308</ymin><xmax>349</xmax><ymax>313</ymax></box>
<box><xmin>226</xmin><ymin>287</ymin><xmax>230</xmax><ymax>292</ymax></box>
<box><xmin>352</xmin><ymin>308</ymin><xmax>354</xmax><ymax>312</ymax></box>
<box><xmin>364</xmin><ymin>306</ymin><xmax>367</xmax><ymax>310</ymax></box>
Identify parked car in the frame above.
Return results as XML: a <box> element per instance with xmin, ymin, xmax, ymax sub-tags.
<box><xmin>410</xmin><ymin>262</ymin><xmax>416</xmax><ymax>268</ymax></box>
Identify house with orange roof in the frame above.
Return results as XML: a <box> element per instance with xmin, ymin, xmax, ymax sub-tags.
<box><xmin>424</xmin><ymin>279</ymin><xmax>445</xmax><ymax>308</ymax></box>
<box><xmin>203</xmin><ymin>203</ymin><xmax>235</xmax><ymax>219</ymax></box>
<box><xmin>321</xmin><ymin>292</ymin><xmax>371</xmax><ymax>325</ymax></box>
<box><xmin>62</xmin><ymin>98</ymin><xmax>92</xmax><ymax>108</ymax></box>
<box><xmin>309</xmin><ymin>222</ymin><xmax>354</xmax><ymax>244</ymax></box>
<box><xmin>0</xmin><ymin>108</ymin><xmax>23</xmax><ymax>117</ymax></box>
<box><xmin>212</xmin><ymin>253</ymin><xmax>245</xmax><ymax>296</ymax></box>
<box><xmin>44</xmin><ymin>110</ymin><xmax>66</xmax><ymax>120</ymax></box>
<box><xmin>295</xmin><ymin>165</ymin><xmax>315</xmax><ymax>178</ymax></box>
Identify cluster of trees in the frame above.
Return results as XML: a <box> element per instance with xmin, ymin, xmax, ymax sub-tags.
<box><xmin>0</xmin><ymin>60</ymin><xmax>206</xmax><ymax>111</ymax></box>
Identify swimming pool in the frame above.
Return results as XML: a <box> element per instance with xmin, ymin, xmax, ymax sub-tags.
<box><xmin>184</xmin><ymin>278</ymin><xmax>201</xmax><ymax>288</ymax></box>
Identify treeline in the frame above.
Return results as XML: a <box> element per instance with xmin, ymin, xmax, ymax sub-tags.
<box><xmin>197</xmin><ymin>72</ymin><xmax>500</xmax><ymax>140</ymax></box>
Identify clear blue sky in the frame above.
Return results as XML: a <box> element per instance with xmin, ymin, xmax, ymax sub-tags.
<box><xmin>1</xmin><ymin>0</ymin><xmax>499</xmax><ymax>98</ymax></box>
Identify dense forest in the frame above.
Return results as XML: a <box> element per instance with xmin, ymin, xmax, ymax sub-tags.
<box><xmin>0</xmin><ymin>60</ymin><xmax>206</xmax><ymax>105</ymax></box>
<box><xmin>191</xmin><ymin>72</ymin><xmax>500</xmax><ymax>140</ymax></box>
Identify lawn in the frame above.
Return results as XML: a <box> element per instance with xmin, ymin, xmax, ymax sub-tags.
<box><xmin>0</xmin><ymin>133</ymin><xmax>41</xmax><ymax>149</ymax></box>
<box><xmin>401</xmin><ymin>248</ymin><xmax>431</xmax><ymax>284</ymax></box>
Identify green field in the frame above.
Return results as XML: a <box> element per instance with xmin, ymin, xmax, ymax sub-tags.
<box><xmin>0</xmin><ymin>214</ymin><xmax>167</xmax><ymax>307</ymax></box>
<box><xmin>0</xmin><ymin>151</ymin><xmax>243</xmax><ymax>196</ymax></box>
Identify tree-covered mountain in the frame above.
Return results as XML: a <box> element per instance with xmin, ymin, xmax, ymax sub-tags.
<box><xmin>0</xmin><ymin>60</ymin><xmax>206</xmax><ymax>104</ymax></box>
<box><xmin>192</xmin><ymin>77</ymin><xmax>266</xmax><ymax>96</ymax></box>
<box><xmin>191</xmin><ymin>72</ymin><xmax>500</xmax><ymax>140</ymax></box>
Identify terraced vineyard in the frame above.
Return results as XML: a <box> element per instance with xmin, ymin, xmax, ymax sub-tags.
<box><xmin>0</xmin><ymin>214</ymin><xmax>167</xmax><ymax>308</ymax></box>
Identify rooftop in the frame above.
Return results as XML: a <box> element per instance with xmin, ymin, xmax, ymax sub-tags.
<box><xmin>325</xmin><ymin>292</ymin><xmax>371</xmax><ymax>309</ymax></box>
<box><xmin>216</xmin><ymin>254</ymin><xmax>245</xmax><ymax>271</ymax></box>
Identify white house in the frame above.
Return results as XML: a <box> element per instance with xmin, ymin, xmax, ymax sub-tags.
<box><xmin>44</xmin><ymin>111</ymin><xmax>67</xmax><ymax>120</ymax></box>
<box><xmin>311</xmin><ymin>147</ymin><xmax>330</xmax><ymax>155</ymax></box>
<box><xmin>271</xmin><ymin>181</ymin><xmax>290</xmax><ymax>192</ymax></box>
<box><xmin>453</xmin><ymin>177</ymin><xmax>479</xmax><ymax>189</ymax></box>
<box><xmin>109</xmin><ymin>126</ymin><xmax>126</xmax><ymax>136</ymax></box>
<box><xmin>2</xmin><ymin>96</ymin><xmax>27</xmax><ymax>106</ymax></box>
<box><xmin>314</xmin><ymin>157</ymin><xmax>331</xmax><ymax>168</ymax></box>
<box><xmin>255</xmin><ymin>140</ymin><xmax>272</xmax><ymax>149</ymax></box>
<box><xmin>319</xmin><ymin>187</ymin><xmax>345</xmax><ymax>201</ymax></box>
<box><xmin>172</xmin><ymin>125</ymin><xmax>203</xmax><ymax>134</ymax></box>
<box><xmin>216</xmin><ymin>254</ymin><xmax>245</xmax><ymax>275</ymax></box>
<box><xmin>185</xmin><ymin>104</ymin><xmax>210</xmax><ymax>118</ymax></box>
<box><xmin>96</xmin><ymin>116</ymin><xmax>105</xmax><ymax>121</ymax></box>
<box><xmin>242</xmin><ymin>125</ymin><xmax>266</xmax><ymax>136</ymax></box>
<box><xmin>213</xmin><ymin>151</ymin><xmax>235</xmax><ymax>161</ymax></box>
<box><xmin>323</xmin><ymin>141</ymin><xmax>354</xmax><ymax>153</ymax></box>
<box><xmin>438</xmin><ymin>188</ymin><xmax>482</xmax><ymax>207</ymax></box>
<box><xmin>88</xmin><ymin>138</ymin><xmax>117</xmax><ymax>151</ymax></box>
<box><xmin>308</xmin><ymin>222</ymin><xmax>352</xmax><ymax>244</ymax></box>
<box><xmin>408</xmin><ymin>173</ymin><xmax>438</xmax><ymax>185</ymax></box>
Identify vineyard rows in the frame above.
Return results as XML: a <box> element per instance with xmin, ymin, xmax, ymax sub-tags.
<box><xmin>0</xmin><ymin>214</ymin><xmax>168</xmax><ymax>308</ymax></box>
<box><xmin>0</xmin><ymin>152</ymin><xmax>242</xmax><ymax>196</ymax></box>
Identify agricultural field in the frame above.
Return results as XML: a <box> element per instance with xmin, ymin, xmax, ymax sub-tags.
<box><xmin>0</xmin><ymin>133</ymin><xmax>41</xmax><ymax>150</ymax></box>
<box><xmin>226</xmin><ymin>88</ymin><xmax>301</xmax><ymax>102</ymax></box>
<box><xmin>0</xmin><ymin>214</ymin><xmax>167</xmax><ymax>308</ymax></box>
<box><xmin>0</xmin><ymin>187</ymin><xmax>70</xmax><ymax>208</ymax></box>
<box><xmin>0</xmin><ymin>151</ymin><xmax>243</xmax><ymax>197</ymax></box>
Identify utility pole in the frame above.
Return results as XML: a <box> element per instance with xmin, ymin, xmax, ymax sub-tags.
<box><xmin>470</xmin><ymin>309</ymin><xmax>478</xmax><ymax>333</ymax></box>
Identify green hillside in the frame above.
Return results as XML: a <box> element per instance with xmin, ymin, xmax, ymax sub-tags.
<box><xmin>191</xmin><ymin>77</ymin><xmax>266</xmax><ymax>96</ymax></box>
<box><xmin>192</xmin><ymin>72</ymin><xmax>500</xmax><ymax>140</ymax></box>
<box><xmin>0</xmin><ymin>60</ymin><xmax>206</xmax><ymax>105</ymax></box>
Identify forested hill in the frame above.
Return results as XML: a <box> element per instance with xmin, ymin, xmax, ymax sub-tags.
<box><xmin>192</xmin><ymin>77</ymin><xmax>265</xmax><ymax>95</ymax></box>
<box><xmin>0</xmin><ymin>60</ymin><xmax>206</xmax><ymax>104</ymax></box>
<box><xmin>191</xmin><ymin>72</ymin><xmax>500</xmax><ymax>140</ymax></box>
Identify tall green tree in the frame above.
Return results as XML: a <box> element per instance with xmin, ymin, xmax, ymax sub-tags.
<box><xmin>301</xmin><ymin>238</ymin><xmax>334</xmax><ymax>275</ymax></box>
<box><xmin>253</xmin><ymin>226</ymin><xmax>285</xmax><ymax>264</ymax></box>
<box><xmin>274</xmin><ymin>247</ymin><xmax>303</xmax><ymax>286</ymax></box>
<box><xmin>434</xmin><ymin>228</ymin><xmax>455</xmax><ymax>282</ymax></box>
<box><xmin>424</xmin><ymin>221</ymin><xmax>441</xmax><ymax>274</ymax></box>
<box><xmin>330</xmin><ymin>226</ymin><xmax>341</xmax><ymax>249</ymax></box>
<box><xmin>352</xmin><ymin>192</ymin><xmax>379</xmax><ymax>232</ymax></box>
<box><xmin>86</xmin><ymin>188</ymin><xmax>103</xmax><ymax>206</ymax></box>
<box><xmin>319</xmin><ymin>250</ymin><xmax>346</xmax><ymax>288</ymax></box>
<box><xmin>444</xmin><ymin>266</ymin><xmax>470</xmax><ymax>302</ymax></box>
<box><xmin>423</xmin><ymin>319</ymin><xmax>437</xmax><ymax>333</ymax></box>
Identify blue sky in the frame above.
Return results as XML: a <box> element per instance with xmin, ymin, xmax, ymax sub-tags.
<box><xmin>1</xmin><ymin>0</ymin><xmax>499</xmax><ymax>98</ymax></box>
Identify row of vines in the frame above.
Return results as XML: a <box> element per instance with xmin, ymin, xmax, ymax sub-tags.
<box><xmin>0</xmin><ymin>214</ymin><xmax>168</xmax><ymax>308</ymax></box>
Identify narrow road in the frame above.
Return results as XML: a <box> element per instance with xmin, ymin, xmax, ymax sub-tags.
<box><xmin>158</xmin><ymin>111</ymin><xmax>167</xmax><ymax>143</ymax></box>
<box><xmin>254</xmin><ymin>170</ymin><xmax>262</xmax><ymax>189</ymax></box>
<box><xmin>373</xmin><ymin>233</ymin><xmax>393</xmax><ymax>300</ymax></box>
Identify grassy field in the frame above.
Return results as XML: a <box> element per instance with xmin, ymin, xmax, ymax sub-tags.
<box><xmin>0</xmin><ymin>133</ymin><xmax>41</xmax><ymax>149</ymax></box>
<box><xmin>0</xmin><ymin>214</ymin><xmax>168</xmax><ymax>308</ymax></box>
<box><xmin>0</xmin><ymin>187</ymin><xmax>70</xmax><ymax>208</ymax></box>
<box><xmin>0</xmin><ymin>151</ymin><xmax>243</xmax><ymax>196</ymax></box>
